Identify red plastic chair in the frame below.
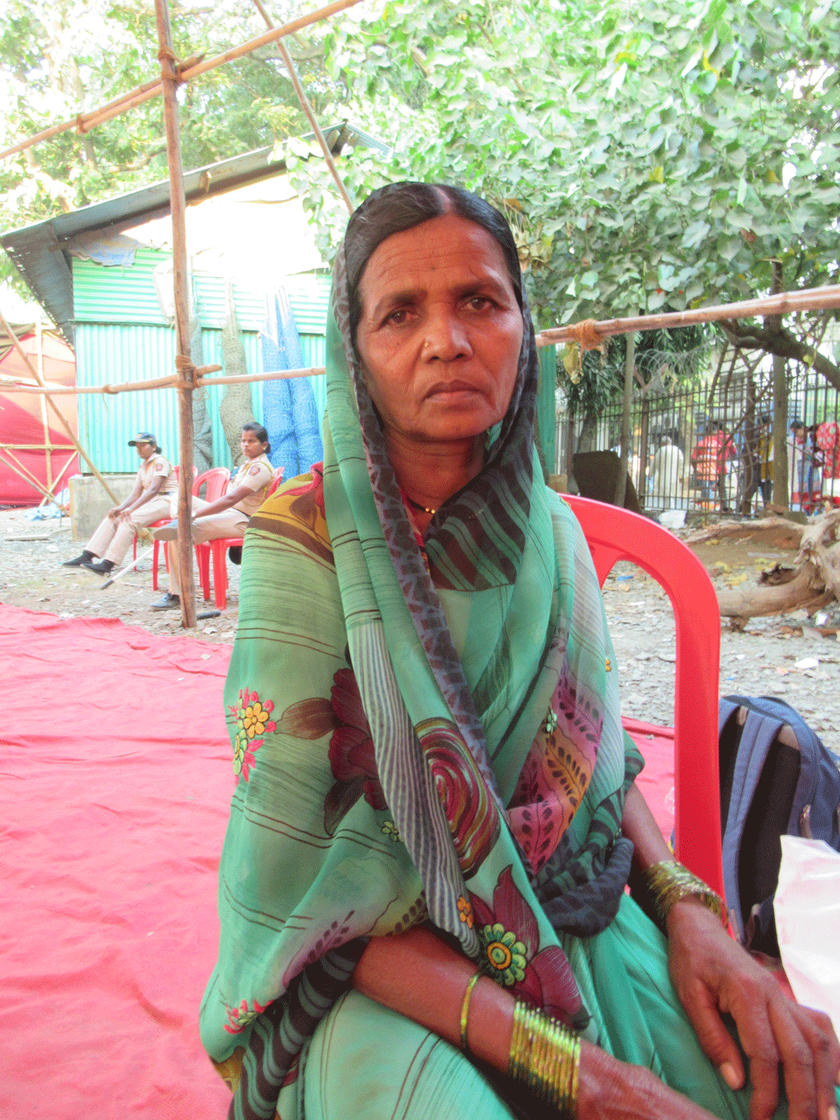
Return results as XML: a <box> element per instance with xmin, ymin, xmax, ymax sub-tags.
<box><xmin>198</xmin><ymin>469</ymin><xmax>284</xmax><ymax>609</ymax></box>
<box><xmin>151</xmin><ymin>467</ymin><xmax>229</xmax><ymax>590</ymax></box>
<box><xmin>563</xmin><ymin>494</ymin><xmax>724</xmax><ymax>897</ymax></box>
<box><xmin>134</xmin><ymin>465</ymin><xmax>197</xmax><ymax>578</ymax></box>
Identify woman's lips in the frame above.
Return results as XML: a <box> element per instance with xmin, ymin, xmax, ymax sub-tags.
<box><xmin>426</xmin><ymin>380</ymin><xmax>482</xmax><ymax>397</ymax></box>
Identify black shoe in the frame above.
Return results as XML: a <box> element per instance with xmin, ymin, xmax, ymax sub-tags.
<box><xmin>151</xmin><ymin>592</ymin><xmax>180</xmax><ymax>611</ymax></box>
<box><xmin>62</xmin><ymin>550</ymin><xmax>94</xmax><ymax>568</ymax></box>
<box><xmin>81</xmin><ymin>558</ymin><xmax>115</xmax><ymax>574</ymax></box>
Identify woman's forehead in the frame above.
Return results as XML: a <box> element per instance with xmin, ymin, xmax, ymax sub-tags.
<box><xmin>358</xmin><ymin>215</ymin><xmax>514</xmax><ymax>309</ymax></box>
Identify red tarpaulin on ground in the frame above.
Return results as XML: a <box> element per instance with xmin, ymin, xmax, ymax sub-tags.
<box><xmin>0</xmin><ymin>327</ymin><xmax>77</xmax><ymax>506</ymax></box>
<box><xmin>0</xmin><ymin>604</ymin><xmax>676</xmax><ymax>1118</ymax></box>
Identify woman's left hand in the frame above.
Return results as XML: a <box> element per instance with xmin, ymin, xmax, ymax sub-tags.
<box><xmin>666</xmin><ymin>897</ymin><xmax>839</xmax><ymax>1120</ymax></box>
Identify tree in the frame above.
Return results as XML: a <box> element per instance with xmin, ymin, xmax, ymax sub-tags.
<box><xmin>288</xmin><ymin>0</ymin><xmax>840</xmax><ymax>396</ymax></box>
<box><xmin>0</xmin><ymin>0</ymin><xmax>331</xmax><ymax>287</ymax></box>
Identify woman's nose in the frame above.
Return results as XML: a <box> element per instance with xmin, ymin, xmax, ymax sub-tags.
<box><xmin>422</xmin><ymin>309</ymin><xmax>470</xmax><ymax>361</ymax></box>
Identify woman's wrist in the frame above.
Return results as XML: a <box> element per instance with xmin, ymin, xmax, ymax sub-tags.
<box><xmin>642</xmin><ymin>860</ymin><xmax>727</xmax><ymax>929</ymax></box>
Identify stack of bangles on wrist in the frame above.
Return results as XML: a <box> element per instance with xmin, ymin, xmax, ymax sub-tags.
<box><xmin>460</xmin><ymin>973</ymin><xmax>580</xmax><ymax>1117</ymax></box>
<box><xmin>642</xmin><ymin>859</ymin><xmax>728</xmax><ymax>926</ymax></box>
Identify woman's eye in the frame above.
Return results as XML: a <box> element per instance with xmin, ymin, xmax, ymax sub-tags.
<box><xmin>466</xmin><ymin>296</ymin><xmax>492</xmax><ymax>312</ymax></box>
<box><xmin>384</xmin><ymin>308</ymin><xmax>410</xmax><ymax>326</ymax></box>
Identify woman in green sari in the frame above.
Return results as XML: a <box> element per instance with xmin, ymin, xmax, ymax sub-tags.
<box><xmin>200</xmin><ymin>183</ymin><xmax>838</xmax><ymax>1120</ymax></box>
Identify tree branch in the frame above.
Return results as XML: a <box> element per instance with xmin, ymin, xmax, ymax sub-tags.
<box><xmin>722</xmin><ymin>317</ymin><xmax>840</xmax><ymax>391</ymax></box>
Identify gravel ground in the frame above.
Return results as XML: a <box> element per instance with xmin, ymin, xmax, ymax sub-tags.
<box><xmin>2</xmin><ymin>505</ymin><xmax>839</xmax><ymax>752</ymax></box>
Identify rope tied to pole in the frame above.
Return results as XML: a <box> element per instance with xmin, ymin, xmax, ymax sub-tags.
<box><xmin>568</xmin><ymin>319</ymin><xmax>604</xmax><ymax>352</ymax></box>
<box><xmin>174</xmin><ymin>353</ymin><xmax>197</xmax><ymax>380</ymax></box>
<box><xmin>157</xmin><ymin>45</ymin><xmax>178</xmax><ymax>63</ymax></box>
<box><xmin>75</xmin><ymin>114</ymin><xmax>89</xmax><ymax>134</ymax></box>
<box><xmin>101</xmin><ymin>383</ymin><xmax>118</xmax><ymax>394</ymax></box>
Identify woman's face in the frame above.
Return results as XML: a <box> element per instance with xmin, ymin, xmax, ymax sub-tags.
<box><xmin>135</xmin><ymin>441</ymin><xmax>155</xmax><ymax>462</ymax></box>
<box><xmin>241</xmin><ymin>429</ymin><xmax>267</xmax><ymax>460</ymax></box>
<box><xmin>355</xmin><ymin>214</ymin><xmax>523</xmax><ymax>449</ymax></box>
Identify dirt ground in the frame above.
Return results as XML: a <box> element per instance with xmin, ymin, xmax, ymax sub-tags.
<box><xmin>2</xmin><ymin>505</ymin><xmax>839</xmax><ymax>749</ymax></box>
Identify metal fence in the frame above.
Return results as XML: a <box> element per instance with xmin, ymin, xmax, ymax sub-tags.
<box><xmin>554</xmin><ymin>355</ymin><xmax>840</xmax><ymax>516</ymax></box>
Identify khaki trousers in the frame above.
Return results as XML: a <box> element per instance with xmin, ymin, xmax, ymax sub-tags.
<box><xmin>162</xmin><ymin>500</ymin><xmax>249</xmax><ymax>595</ymax></box>
<box><xmin>86</xmin><ymin>496</ymin><xmax>172</xmax><ymax>566</ymax></box>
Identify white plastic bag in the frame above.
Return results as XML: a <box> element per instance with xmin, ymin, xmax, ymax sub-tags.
<box><xmin>775</xmin><ymin>835</ymin><xmax>840</xmax><ymax>1035</ymax></box>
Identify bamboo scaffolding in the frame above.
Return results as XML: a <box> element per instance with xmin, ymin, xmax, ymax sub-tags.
<box><xmin>0</xmin><ymin>441</ymin><xmax>78</xmax><ymax>450</ymax></box>
<box><xmin>0</xmin><ymin>0</ymin><xmax>366</xmax><ymax>164</ymax></box>
<box><xmin>251</xmin><ymin>0</ymin><xmax>355</xmax><ymax>214</ymax></box>
<box><xmin>155</xmin><ymin>0</ymin><xmax>197</xmax><ymax>630</ymax></box>
<box><xmin>0</xmin><ymin>310</ymin><xmax>118</xmax><ymax>503</ymax></box>
<box><xmin>39</xmin><ymin>454</ymin><xmax>76</xmax><ymax>504</ymax></box>
<box><xmin>0</xmin><ymin>449</ymin><xmax>56</xmax><ymax>504</ymax></box>
<box><xmin>0</xmin><ymin>363</ymin><xmax>221</xmax><ymax>396</ymax></box>
<box><xmin>35</xmin><ymin>321</ymin><xmax>53</xmax><ymax>493</ymax></box>
<box><xmin>535</xmin><ymin>285</ymin><xmax>840</xmax><ymax>349</ymax></box>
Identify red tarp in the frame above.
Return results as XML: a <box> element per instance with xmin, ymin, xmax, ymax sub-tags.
<box><xmin>0</xmin><ymin>329</ymin><xmax>77</xmax><ymax>506</ymax></box>
<box><xmin>1</xmin><ymin>604</ymin><xmax>676</xmax><ymax>1118</ymax></box>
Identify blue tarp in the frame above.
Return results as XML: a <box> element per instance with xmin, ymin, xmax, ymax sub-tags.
<box><xmin>260</xmin><ymin>288</ymin><xmax>323</xmax><ymax>480</ymax></box>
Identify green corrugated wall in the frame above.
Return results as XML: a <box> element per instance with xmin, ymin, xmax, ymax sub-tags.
<box><xmin>73</xmin><ymin>249</ymin><xmax>330</xmax><ymax>472</ymax></box>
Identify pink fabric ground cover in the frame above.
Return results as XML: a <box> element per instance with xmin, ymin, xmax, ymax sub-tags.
<box><xmin>0</xmin><ymin>604</ymin><xmax>676</xmax><ymax>1118</ymax></box>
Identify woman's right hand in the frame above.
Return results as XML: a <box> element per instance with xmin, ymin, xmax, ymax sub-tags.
<box><xmin>579</xmin><ymin>1041</ymin><xmax>719</xmax><ymax>1120</ymax></box>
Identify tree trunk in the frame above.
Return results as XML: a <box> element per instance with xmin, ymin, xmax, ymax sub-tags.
<box><xmin>688</xmin><ymin>509</ymin><xmax>840</xmax><ymax>626</ymax></box>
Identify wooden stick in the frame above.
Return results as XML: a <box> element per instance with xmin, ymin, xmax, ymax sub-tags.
<box><xmin>251</xmin><ymin>0</ymin><xmax>355</xmax><ymax>213</ymax></box>
<box><xmin>155</xmin><ymin>0</ymin><xmax>197</xmax><ymax>630</ymax></box>
<box><xmin>3</xmin><ymin>363</ymin><xmax>321</xmax><ymax>395</ymax></box>
<box><xmin>1</xmin><ymin>362</ymin><xmax>221</xmax><ymax>396</ymax></box>
<box><xmin>0</xmin><ymin>0</ymin><xmax>365</xmax><ymax>163</ymax></box>
<box><xmin>199</xmin><ymin>366</ymin><xmax>325</xmax><ymax>386</ymax></box>
<box><xmin>535</xmin><ymin>285</ymin><xmax>840</xmax><ymax>348</ymax></box>
<box><xmin>0</xmin><ymin>449</ymin><xmax>55</xmax><ymax>502</ymax></box>
<box><xmin>0</xmin><ymin>310</ymin><xmax>119</xmax><ymax>503</ymax></box>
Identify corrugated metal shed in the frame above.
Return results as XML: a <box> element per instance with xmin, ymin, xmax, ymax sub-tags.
<box><xmin>0</xmin><ymin>127</ymin><xmax>383</xmax><ymax>344</ymax></box>
<box><xmin>73</xmin><ymin>249</ymin><xmax>330</xmax><ymax>472</ymax></box>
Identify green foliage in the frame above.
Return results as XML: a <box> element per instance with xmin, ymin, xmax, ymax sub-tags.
<box><xmin>309</xmin><ymin>0</ymin><xmax>840</xmax><ymax>399</ymax></box>
<box><xmin>0</xmin><ymin>0</ymin><xmax>327</xmax><ymax>279</ymax></box>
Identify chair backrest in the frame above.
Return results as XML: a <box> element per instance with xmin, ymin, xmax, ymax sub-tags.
<box><xmin>170</xmin><ymin>465</ymin><xmax>199</xmax><ymax>482</ymax></box>
<box><xmin>563</xmin><ymin>494</ymin><xmax>723</xmax><ymax>896</ymax></box>
<box><xmin>194</xmin><ymin>467</ymin><xmax>231</xmax><ymax>502</ymax></box>
<box><xmin>265</xmin><ymin>468</ymin><xmax>284</xmax><ymax>498</ymax></box>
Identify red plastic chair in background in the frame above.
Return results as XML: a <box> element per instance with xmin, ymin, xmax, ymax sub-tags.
<box><xmin>134</xmin><ymin>465</ymin><xmax>197</xmax><ymax>575</ymax></box>
<box><xmin>197</xmin><ymin>469</ymin><xmax>285</xmax><ymax>609</ymax></box>
<box><xmin>563</xmin><ymin>494</ymin><xmax>724</xmax><ymax>898</ymax></box>
<box><xmin>151</xmin><ymin>467</ymin><xmax>230</xmax><ymax>591</ymax></box>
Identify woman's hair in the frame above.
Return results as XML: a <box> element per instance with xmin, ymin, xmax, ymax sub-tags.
<box><xmin>242</xmin><ymin>420</ymin><xmax>271</xmax><ymax>455</ymax></box>
<box><xmin>343</xmin><ymin>182</ymin><xmax>524</xmax><ymax>342</ymax></box>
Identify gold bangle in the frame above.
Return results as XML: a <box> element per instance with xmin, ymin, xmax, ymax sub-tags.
<box><xmin>642</xmin><ymin>859</ymin><xmax>728</xmax><ymax>926</ymax></box>
<box><xmin>459</xmin><ymin>971</ymin><xmax>482</xmax><ymax>1054</ymax></box>
<box><xmin>507</xmin><ymin>999</ymin><xmax>580</xmax><ymax>1118</ymax></box>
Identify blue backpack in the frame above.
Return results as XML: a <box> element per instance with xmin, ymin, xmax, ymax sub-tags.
<box><xmin>718</xmin><ymin>694</ymin><xmax>840</xmax><ymax>956</ymax></box>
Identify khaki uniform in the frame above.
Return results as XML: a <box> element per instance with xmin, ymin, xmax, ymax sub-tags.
<box><xmin>87</xmin><ymin>454</ymin><xmax>176</xmax><ymax>566</ymax></box>
<box><xmin>165</xmin><ymin>454</ymin><xmax>274</xmax><ymax>595</ymax></box>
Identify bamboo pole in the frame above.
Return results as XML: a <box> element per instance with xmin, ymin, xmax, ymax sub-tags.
<box><xmin>2</xmin><ymin>363</ymin><xmax>321</xmax><ymax>395</ymax></box>
<box><xmin>535</xmin><ymin>285</ymin><xmax>840</xmax><ymax>349</ymax></box>
<box><xmin>200</xmin><ymin>366</ymin><xmax>325</xmax><ymax>386</ymax></box>
<box><xmin>251</xmin><ymin>0</ymin><xmax>355</xmax><ymax>214</ymax></box>
<box><xmin>155</xmin><ymin>0</ymin><xmax>197</xmax><ymax>630</ymax></box>
<box><xmin>0</xmin><ymin>363</ymin><xmax>221</xmax><ymax>396</ymax></box>
<box><xmin>0</xmin><ymin>310</ymin><xmax>119</xmax><ymax>503</ymax></box>
<box><xmin>35</xmin><ymin>320</ymin><xmax>54</xmax><ymax>493</ymax></box>
<box><xmin>0</xmin><ymin>0</ymin><xmax>366</xmax><ymax>164</ymax></box>
<box><xmin>0</xmin><ymin>450</ymin><xmax>56</xmax><ymax>503</ymax></box>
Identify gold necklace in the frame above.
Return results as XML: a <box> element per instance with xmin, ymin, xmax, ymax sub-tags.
<box><xmin>404</xmin><ymin>494</ymin><xmax>437</xmax><ymax>515</ymax></box>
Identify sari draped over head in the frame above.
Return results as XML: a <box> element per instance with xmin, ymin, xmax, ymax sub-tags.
<box><xmin>200</xmin><ymin>183</ymin><xmax>641</xmax><ymax>1120</ymax></box>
